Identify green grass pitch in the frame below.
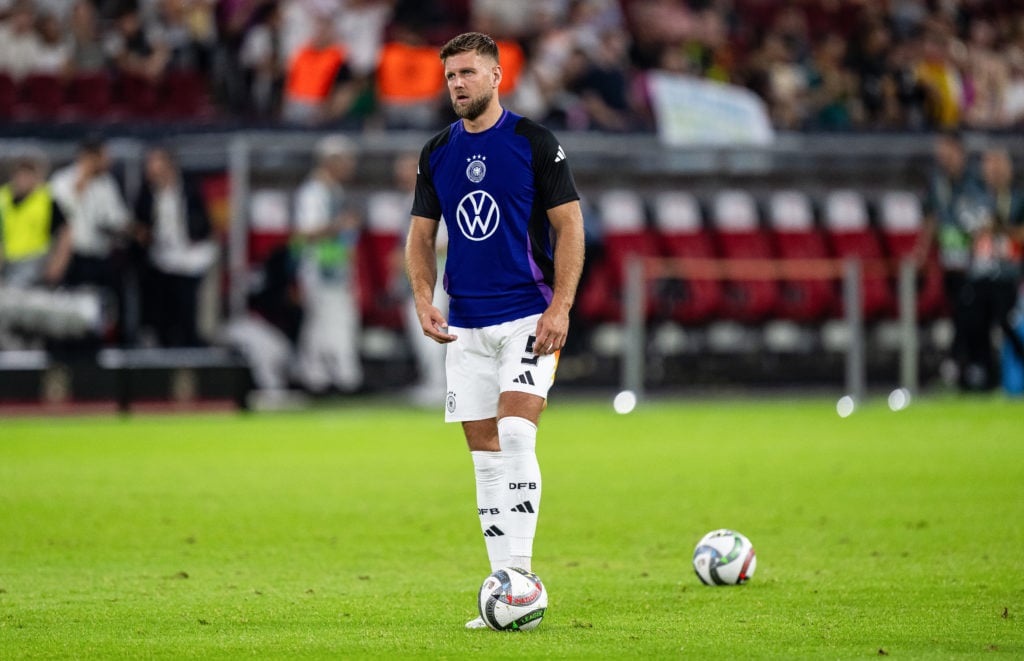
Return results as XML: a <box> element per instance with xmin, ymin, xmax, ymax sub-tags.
<box><xmin>1</xmin><ymin>396</ymin><xmax>1021</xmax><ymax>659</ymax></box>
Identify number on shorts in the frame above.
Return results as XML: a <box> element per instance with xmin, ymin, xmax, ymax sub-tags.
<box><xmin>521</xmin><ymin>335</ymin><xmax>540</xmax><ymax>365</ymax></box>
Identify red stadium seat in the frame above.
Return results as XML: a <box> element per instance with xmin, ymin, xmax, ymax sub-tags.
<box><xmin>0</xmin><ymin>73</ymin><xmax>16</xmax><ymax>118</ymax></box>
<box><xmin>822</xmin><ymin>190</ymin><xmax>896</xmax><ymax>318</ymax></box>
<box><xmin>115</xmin><ymin>73</ymin><xmax>160</xmax><ymax>118</ymax></box>
<box><xmin>710</xmin><ymin>190</ymin><xmax>780</xmax><ymax>322</ymax></box>
<box><xmin>877</xmin><ymin>190</ymin><xmax>945</xmax><ymax>320</ymax></box>
<box><xmin>161</xmin><ymin>69</ymin><xmax>211</xmax><ymax>119</ymax></box>
<box><xmin>67</xmin><ymin>72</ymin><xmax>115</xmax><ymax>119</ymax></box>
<box><xmin>577</xmin><ymin>189</ymin><xmax>659</xmax><ymax>323</ymax></box>
<box><xmin>767</xmin><ymin>190</ymin><xmax>837</xmax><ymax>320</ymax></box>
<box><xmin>652</xmin><ymin>191</ymin><xmax>723</xmax><ymax>323</ymax></box>
<box><xmin>16</xmin><ymin>74</ymin><xmax>66</xmax><ymax>120</ymax></box>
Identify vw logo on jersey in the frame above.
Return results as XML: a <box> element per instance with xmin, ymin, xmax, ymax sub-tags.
<box><xmin>465</xmin><ymin>154</ymin><xmax>487</xmax><ymax>183</ymax></box>
<box><xmin>455</xmin><ymin>190</ymin><xmax>500</xmax><ymax>241</ymax></box>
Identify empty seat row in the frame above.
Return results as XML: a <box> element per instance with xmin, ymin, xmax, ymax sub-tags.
<box><xmin>577</xmin><ymin>189</ymin><xmax>946</xmax><ymax>324</ymax></box>
<box><xmin>0</xmin><ymin>71</ymin><xmax>211</xmax><ymax>122</ymax></box>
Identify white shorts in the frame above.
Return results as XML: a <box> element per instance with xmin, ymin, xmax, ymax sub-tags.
<box><xmin>444</xmin><ymin>313</ymin><xmax>559</xmax><ymax>422</ymax></box>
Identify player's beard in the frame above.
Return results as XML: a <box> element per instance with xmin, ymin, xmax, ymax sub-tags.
<box><xmin>453</xmin><ymin>89</ymin><xmax>493</xmax><ymax>121</ymax></box>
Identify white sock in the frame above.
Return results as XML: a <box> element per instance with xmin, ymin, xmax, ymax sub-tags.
<box><xmin>499</xmin><ymin>416</ymin><xmax>541</xmax><ymax>568</ymax></box>
<box><xmin>471</xmin><ymin>450</ymin><xmax>510</xmax><ymax>571</ymax></box>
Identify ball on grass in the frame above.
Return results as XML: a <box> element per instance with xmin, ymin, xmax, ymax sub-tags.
<box><xmin>613</xmin><ymin>390</ymin><xmax>637</xmax><ymax>414</ymax></box>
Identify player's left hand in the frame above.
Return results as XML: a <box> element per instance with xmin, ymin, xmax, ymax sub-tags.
<box><xmin>533</xmin><ymin>307</ymin><xmax>569</xmax><ymax>355</ymax></box>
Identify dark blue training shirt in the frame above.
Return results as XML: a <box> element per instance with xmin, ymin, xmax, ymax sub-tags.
<box><xmin>411</xmin><ymin>109</ymin><xmax>580</xmax><ymax>328</ymax></box>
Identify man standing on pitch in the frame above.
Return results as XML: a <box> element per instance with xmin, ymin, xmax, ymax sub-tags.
<box><xmin>405</xmin><ymin>32</ymin><xmax>585</xmax><ymax>629</ymax></box>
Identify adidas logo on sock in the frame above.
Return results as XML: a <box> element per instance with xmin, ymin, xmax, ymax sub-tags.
<box><xmin>483</xmin><ymin>525</ymin><xmax>505</xmax><ymax>537</ymax></box>
<box><xmin>511</xmin><ymin>501</ymin><xmax>535</xmax><ymax>514</ymax></box>
<box><xmin>512</xmin><ymin>371</ymin><xmax>535</xmax><ymax>386</ymax></box>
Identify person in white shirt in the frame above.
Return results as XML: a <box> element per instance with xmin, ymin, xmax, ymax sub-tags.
<box><xmin>292</xmin><ymin>134</ymin><xmax>363</xmax><ymax>394</ymax></box>
<box><xmin>49</xmin><ymin>135</ymin><xmax>130</xmax><ymax>339</ymax></box>
<box><xmin>371</xmin><ymin>151</ymin><xmax>448</xmax><ymax>406</ymax></box>
<box><xmin>132</xmin><ymin>145</ymin><xmax>217</xmax><ymax>347</ymax></box>
<box><xmin>0</xmin><ymin>0</ymin><xmax>42</xmax><ymax>80</ymax></box>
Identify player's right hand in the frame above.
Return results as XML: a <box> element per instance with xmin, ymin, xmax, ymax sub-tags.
<box><xmin>419</xmin><ymin>306</ymin><xmax>458</xmax><ymax>344</ymax></box>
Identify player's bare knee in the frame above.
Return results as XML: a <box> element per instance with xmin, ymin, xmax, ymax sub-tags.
<box><xmin>497</xmin><ymin>391</ymin><xmax>545</xmax><ymax>425</ymax></box>
<box><xmin>463</xmin><ymin>419</ymin><xmax>500</xmax><ymax>452</ymax></box>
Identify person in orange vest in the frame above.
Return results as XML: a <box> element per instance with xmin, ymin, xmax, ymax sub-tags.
<box><xmin>375</xmin><ymin>25</ymin><xmax>445</xmax><ymax>128</ymax></box>
<box><xmin>282</xmin><ymin>19</ymin><xmax>358</xmax><ymax>126</ymax></box>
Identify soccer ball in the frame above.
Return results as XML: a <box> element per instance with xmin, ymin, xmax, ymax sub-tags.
<box><xmin>692</xmin><ymin>529</ymin><xmax>757</xmax><ymax>586</ymax></box>
<box><xmin>477</xmin><ymin>566</ymin><xmax>548</xmax><ymax>631</ymax></box>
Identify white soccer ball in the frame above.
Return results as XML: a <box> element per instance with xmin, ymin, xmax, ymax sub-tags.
<box><xmin>692</xmin><ymin>529</ymin><xmax>757</xmax><ymax>586</ymax></box>
<box><xmin>477</xmin><ymin>566</ymin><xmax>548</xmax><ymax>631</ymax></box>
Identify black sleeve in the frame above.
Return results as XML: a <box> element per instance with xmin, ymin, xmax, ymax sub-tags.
<box><xmin>184</xmin><ymin>180</ymin><xmax>213</xmax><ymax>242</ymax></box>
<box><xmin>49</xmin><ymin>200</ymin><xmax>66</xmax><ymax>238</ymax></box>
<box><xmin>135</xmin><ymin>184</ymin><xmax>155</xmax><ymax>229</ymax></box>
<box><xmin>517</xmin><ymin>119</ymin><xmax>580</xmax><ymax>210</ymax></box>
<box><xmin>410</xmin><ymin>128</ymin><xmax>450</xmax><ymax>220</ymax></box>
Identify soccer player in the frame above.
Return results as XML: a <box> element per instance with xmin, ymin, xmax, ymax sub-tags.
<box><xmin>405</xmin><ymin>32</ymin><xmax>585</xmax><ymax>629</ymax></box>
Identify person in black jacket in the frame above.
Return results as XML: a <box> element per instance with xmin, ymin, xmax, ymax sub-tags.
<box><xmin>133</xmin><ymin>145</ymin><xmax>217</xmax><ymax>347</ymax></box>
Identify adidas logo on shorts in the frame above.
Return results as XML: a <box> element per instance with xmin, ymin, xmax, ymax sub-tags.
<box><xmin>512</xmin><ymin>371</ymin><xmax>535</xmax><ymax>386</ymax></box>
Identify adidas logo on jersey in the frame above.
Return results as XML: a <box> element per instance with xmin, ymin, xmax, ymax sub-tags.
<box><xmin>510</xmin><ymin>501</ymin><xmax>535</xmax><ymax>514</ymax></box>
<box><xmin>554</xmin><ymin>145</ymin><xmax>566</xmax><ymax>163</ymax></box>
<box><xmin>512</xmin><ymin>371</ymin><xmax>535</xmax><ymax>386</ymax></box>
<box><xmin>483</xmin><ymin>525</ymin><xmax>505</xmax><ymax>537</ymax></box>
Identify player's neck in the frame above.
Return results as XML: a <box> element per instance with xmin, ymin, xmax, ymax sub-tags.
<box><xmin>461</xmin><ymin>103</ymin><xmax>505</xmax><ymax>134</ymax></box>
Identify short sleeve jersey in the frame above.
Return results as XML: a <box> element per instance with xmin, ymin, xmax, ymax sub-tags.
<box><xmin>411</xmin><ymin>109</ymin><xmax>579</xmax><ymax>328</ymax></box>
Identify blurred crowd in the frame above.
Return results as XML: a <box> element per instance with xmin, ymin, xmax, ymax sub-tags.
<box><xmin>1</xmin><ymin>0</ymin><xmax>1023</xmax><ymax>131</ymax></box>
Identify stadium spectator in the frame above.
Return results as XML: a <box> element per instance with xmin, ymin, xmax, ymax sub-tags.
<box><xmin>333</xmin><ymin>0</ymin><xmax>392</xmax><ymax>79</ymax></box>
<box><xmin>621</xmin><ymin>0</ymin><xmax>694</xmax><ymax>56</ymax></box>
<box><xmin>389</xmin><ymin>0</ymin><xmax>460</xmax><ymax>41</ymax></box>
<box><xmin>0</xmin><ymin>153</ymin><xmax>71</xmax><ymax>288</ymax></box>
<box><xmin>33</xmin><ymin>12</ymin><xmax>69</xmax><ymax>76</ymax></box>
<box><xmin>0</xmin><ymin>0</ymin><xmax>42</xmax><ymax>80</ymax></box>
<box><xmin>961</xmin><ymin>18</ymin><xmax>1008</xmax><ymax>129</ymax></box>
<box><xmin>915</xmin><ymin>23</ymin><xmax>963</xmax><ymax>130</ymax></box>
<box><xmin>844</xmin><ymin>19</ymin><xmax>895</xmax><ymax>128</ymax></box>
<box><xmin>745</xmin><ymin>29</ymin><xmax>808</xmax><ymax>130</ymax></box>
<box><xmin>145</xmin><ymin>0</ymin><xmax>215</xmax><ymax>73</ymax></box>
<box><xmin>511</xmin><ymin>4</ymin><xmax>583</xmax><ymax>123</ymax></box>
<box><xmin>220</xmin><ymin>243</ymin><xmax>306</xmax><ymax>404</ymax></box>
<box><xmin>960</xmin><ymin>147</ymin><xmax>1024</xmax><ymax>390</ymax></box>
<box><xmin>881</xmin><ymin>31</ymin><xmax>930</xmax><ymax>129</ymax></box>
<box><xmin>238</xmin><ymin>1</ymin><xmax>284</xmax><ymax>117</ymax></box>
<box><xmin>375</xmin><ymin>24</ymin><xmax>446</xmax><ymax>129</ymax></box>
<box><xmin>105</xmin><ymin>2</ymin><xmax>171</xmax><ymax>83</ymax></box>
<box><xmin>49</xmin><ymin>136</ymin><xmax>130</xmax><ymax>339</ymax></box>
<box><xmin>568</xmin><ymin>27</ymin><xmax>637</xmax><ymax>131</ymax></box>
<box><xmin>470</xmin><ymin>0</ymin><xmax>556</xmax><ymax>40</ymax></box>
<box><xmin>805</xmin><ymin>32</ymin><xmax>856</xmax><ymax>130</ymax></box>
<box><xmin>292</xmin><ymin>134</ymin><xmax>364</xmax><ymax>394</ymax></box>
<box><xmin>281</xmin><ymin>15</ymin><xmax>358</xmax><ymax>126</ymax></box>
<box><xmin>915</xmin><ymin>131</ymin><xmax>984</xmax><ymax>388</ymax></box>
<box><xmin>378</xmin><ymin>152</ymin><xmax>449</xmax><ymax>407</ymax></box>
<box><xmin>66</xmin><ymin>1</ymin><xmax>109</xmax><ymax>76</ymax></box>
<box><xmin>133</xmin><ymin>145</ymin><xmax>217</xmax><ymax>347</ymax></box>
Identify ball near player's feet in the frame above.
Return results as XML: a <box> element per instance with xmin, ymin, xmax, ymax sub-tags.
<box><xmin>477</xmin><ymin>566</ymin><xmax>548</xmax><ymax>631</ymax></box>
